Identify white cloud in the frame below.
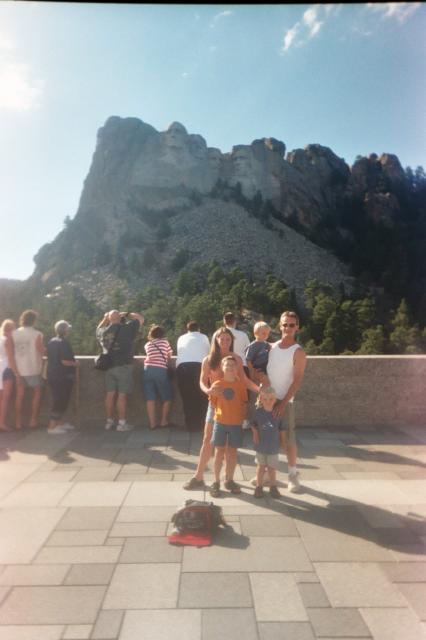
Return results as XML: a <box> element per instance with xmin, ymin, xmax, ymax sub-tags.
<box><xmin>210</xmin><ymin>10</ymin><xmax>233</xmax><ymax>28</ymax></box>
<box><xmin>366</xmin><ymin>2</ymin><xmax>421</xmax><ymax>23</ymax></box>
<box><xmin>0</xmin><ymin>59</ymin><xmax>43</xmax><ymax>111</ymax></box>
<box><xmin>281</xmin><ymin>4</ymin><xmax>331</xmax><ymax>53</ymax></box>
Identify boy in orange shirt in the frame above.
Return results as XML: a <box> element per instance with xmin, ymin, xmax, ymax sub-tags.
<box><xmin>208</xmin><ymin>355</ymin><xmax>259</xmax><ymax>497</ymax></box>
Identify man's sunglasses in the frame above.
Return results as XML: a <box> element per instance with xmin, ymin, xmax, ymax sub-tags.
<box><xmin>281</xmin><ymin>322</ymin><xmax>296</xmax><ymax>328</ymax></box>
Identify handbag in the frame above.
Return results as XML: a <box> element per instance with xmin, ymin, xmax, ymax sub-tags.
<box><xmin>94</xmin><ymin>325</ymin><xmax>121</xmax><ymax>371</ymax></box>
<box><xmin>151</xmin><ymin>340</ymin><xmax>174</xmax><ymax>379</ymax></box>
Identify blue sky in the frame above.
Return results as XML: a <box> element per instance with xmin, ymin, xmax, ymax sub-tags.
<box><xmin>0</xmin><ymin>2</ymin><xmax>425</xmax><ymax>281</ymax></box>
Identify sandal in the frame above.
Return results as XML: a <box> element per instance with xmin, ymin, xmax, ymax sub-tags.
<box><xmin>224</xmin><ymin>480</ymin><xmax>241</xmax><ymax>494</ymax></box>
<box><xmin>210</xmin><ymin>481</ymin><xmax>221</xmax><ymax>498</ymax></box>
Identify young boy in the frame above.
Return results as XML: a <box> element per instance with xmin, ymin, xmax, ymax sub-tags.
<box><xmin>245</xmin><ymin>321</ymin><xmax>271</xmax><ymax>386</ymax></box>
<box><xmin>208</xmin><ymin>355</ymin><xmax>259</xmax><ymax>497</ymax></box>
<box><xmin>251</xmin><ymin>385</ymin><xmax>285</xmax><ymax>499</ymax></box>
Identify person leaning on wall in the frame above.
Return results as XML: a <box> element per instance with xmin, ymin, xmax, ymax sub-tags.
<box><xmin>176</xmin><ymin>321</ymin><xmax>210</xmax><ymax>431</ymax></box>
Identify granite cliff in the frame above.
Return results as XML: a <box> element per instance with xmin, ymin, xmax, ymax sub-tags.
<box><xmin>30</xmin><ymin>116</ymin><xmax>421</xmax><ymax>309</ymax></box>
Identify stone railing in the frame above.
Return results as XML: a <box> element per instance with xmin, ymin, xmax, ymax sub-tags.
<box><xmin>26</xmin><ymin>355</ymin><xmax>426</xmax><ymax>430</ymax></box>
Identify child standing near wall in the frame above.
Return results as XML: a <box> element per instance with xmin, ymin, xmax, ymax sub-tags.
<box><xmin>251</xmin><ymin>386</ymin><xmax>285</xmax><ymax>498</ymax></box>
<box><xmin>208</xmin><ymin>355</ymin><xmax>259</xmax><ymax>497</ymax></box>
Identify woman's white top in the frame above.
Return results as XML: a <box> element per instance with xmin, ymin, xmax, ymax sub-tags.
<box><xmin>0</xmin><ymin>336</ymin><xmax>8</xmax><ymax>390</ymax></box>
<box><xmin>12</xmin><ymin>327</ymin><xmax>43</xmax><ymax>376</ymax></box>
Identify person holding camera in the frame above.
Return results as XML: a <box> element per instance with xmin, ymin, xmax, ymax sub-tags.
<box><xmin>96</xmin><ymin>310</ymin><xmax>144</xmax><ymax>431</ymax></box>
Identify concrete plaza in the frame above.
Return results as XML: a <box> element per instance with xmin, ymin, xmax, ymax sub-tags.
<box><xmin>0</xmin><ymin>423</ymin><xmax>425</xmax><ymax>640</ymax></box>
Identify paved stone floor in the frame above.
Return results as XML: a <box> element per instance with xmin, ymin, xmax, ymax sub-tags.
<box><xmin>0</xmin><ymin>424</ymin><xmax>425</xmax><ymax>640</ymax></box>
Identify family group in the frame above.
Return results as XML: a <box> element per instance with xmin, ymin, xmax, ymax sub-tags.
<box><xmin>0</xmin><ymin>309</ymin><xmax>306</xmax><ymax>496</ymax></box>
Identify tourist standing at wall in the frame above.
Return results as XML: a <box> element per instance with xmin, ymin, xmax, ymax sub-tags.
<box><xmin>176</xmin><ymin>321</ymin><xmax>210</xmax><ymax>431</ymax></box>
<box><xmin>12</xmin><ymin>309</ymin><xmax>45</xmax><ymax>430</ymax></box>
<box><xmin>267</xmin><ymin>310</ymin><xmax>307</xmax><ymax>493</ymax></box>
<box><xmin>222</xmin><ymin>312</ymin><xmax>250</xmax><ymax>370</ymax></box>
<box><xmin>143</xmin><ymin>325</ymin><xmax>174</xmax><ymax>429</ymax></box>
<box><xmin>47</xmin><ymin>320</ymin><xmax>79</xmax><ymax>435</ymax></box>
<box><xmin>96</xmin><ymin>310</ymin><xmax>144</xmax><ymax>432</ymax></box>
<box><xmin>0</xmin><ymin>319</ymin><xmax>18</xmax><ymax>431</ymax></box>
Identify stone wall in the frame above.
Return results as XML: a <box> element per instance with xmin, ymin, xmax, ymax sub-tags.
<box><xmin>32</xmin><ymin>356</ymin><xmax>426</xmax><ymax>430</ymax></box>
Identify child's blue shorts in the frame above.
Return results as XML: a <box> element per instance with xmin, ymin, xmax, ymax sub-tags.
<box><xmin>211</xmin><ymin>422</ymin><xmax>243</xmax><ymax>448</ymax></box>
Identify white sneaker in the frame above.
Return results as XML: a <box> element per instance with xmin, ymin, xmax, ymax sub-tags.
<box><xmin>62</xmin><ymin>423</ymin><xmax>76</xmax><ymax>431</ymax></box>
<box><xmin>116</xmin><ymin>422</ymin><xmax>134</xmax><ymax>432</ymax></box>
<box><xmin>288</xmin><ymin>472</ymin><xmax>301</xmax><ymax>493</ymax></box>
<box><xmin>48</xmin><ymin>425</ymin><xmax>69</xmax><ymax>435</ymax></box>
<box><xmin>105</xmin><ymin>419</ymin><xmax>115</xmax><ymax>431</ymax></box>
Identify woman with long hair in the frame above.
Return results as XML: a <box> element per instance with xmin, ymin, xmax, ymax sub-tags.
<box><xmin>183</xmin><ymin>326</ymin><xmax>258</xmax><ymax>490</ymax></box>
<box><xmin>0</xmin><ymin>319</ymin><xmax>18</xmax><ymax>431</ymax></box>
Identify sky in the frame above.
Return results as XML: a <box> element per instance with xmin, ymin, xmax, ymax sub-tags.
<box><xmin>0</xmin><ymin>2</ymin><xmax>425</xmax><ymax>281</ymax></box>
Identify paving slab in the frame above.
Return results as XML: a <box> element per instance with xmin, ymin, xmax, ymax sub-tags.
<box><xmin>63</xmin><ymin>624</ymin><xmax>92</xmax><ymax>639</ymax></box>
<box><xmin>308</xmin><ymin>608</ymin><xmax>371</xmax><ymax>637</ymax></box>
<box><xmin>0</xmin><ymin>482</ymin><xmax>72</xmax><ymax>507</ymax></box>
<box><xmin>182</xmin><ymin>536</ymin><xmax>312</xmax><ymax>572</ymax></box>
<box><xmin>64</xmin><ymin>564</ymin><xmax>116</xmax><ymax>586</ymax></box>
<box><xmin>202</xmin><ymin>608</ymin><xmax>258</xmax><ymax>640</ymax></box>
<box><xmin>380</xmin><ymin>561</ymin><xmax>426</xmax><ymax>582</ymax></box>
<box><xmin>0</xmin><ymin>625</ymin><xmax>64</xmax><ymax>639</ymax></box>
<box><xmin>258</xmin><ymin>621</ymin><xmax>316</xmax><ymax>640</ymax></box>
<box><xmin>109</xmin><ymin>521</ymin><xmax>167</xmax><ymax>536</ymax></box>
<box><xmin>47</xmin><ymin>530</ymin><xmax>108</xmax><ymax>546</ymax></box>
<box><xmin>359</xmin><ymin>607</ymin><xmax>426</xmax><ymax>640</ymax></box>
<box><xmin>250</xmin><ymin>573</ymin><xmax>308</xmax><ymax>621</ymax></box>
<box><xmin>119</xmin><ymin>537</ymin><xmax>183</xmax><ymax>563</ymax></box>
<box><xmin>103</xmin><ymin>563</ymin><xmax>180</xmax><ymax>609</ymax></box>
<box><xmin>298</xmin><ymin>583</ymin><xmax>330</xmax><ymax>608</ymax></box>
<box><xmin>73</xmin><ymin>466</ymin><xmax>121</xmax><ymax>481</ymax></box>
<box><xmin>116</xmin><ymin>506</ymin><xmax>174</xmax><ymax>522</ymax></box>
<box><xmin>0</xmin><ymin>507</ymin><xmax>66</xmax><ymax>564</ymax></box>
<box><xmin>396</xmin><ymin>583</ymin><xmax>426</xmax><ymax>620</ymax></box>
<box><xmin>0</xmin><ymin>585</ymin><xmax>105</xmax><ymax>624</ymax></box>
<box><xmin>0</xmin><ymin>564</ymin><xmax>70</xmax><ymax>586</ymax></box>
<box><xmin>178</xmin><ymin>572</ymin><xmax>252</xmax><ymax>608</ymax></box>
<box><xmin>120</xmin><ymin>609</ymin><xmax>201</xmax><ymax>640</ymax></box>
<box><xmin>35</xmin><ymin>546</ymin><xmax>120</xmax><ymax>565</ymax></box>
<box><xmin>56</xmin><ymin>506</ymin><xmax>119</xmax><ymax>530</ymax></box>
<box><xmin>91</xmin><ymin>609</ymin><xmax>123</xmax><ymax>639</ymax></box>
<box><xmin>240</xmin><ymin>514</ymin><xmax>298</xmax><ymax>536</ymax></box>
<box><xmin>60</xmin><ymin>482</ymin><xmax>131</xmax><ymax>507</ymax></box>
<box><xmin>314</xmin><ymin>562</ymin><xmax>408</xmax><ymax>607</ymax></box>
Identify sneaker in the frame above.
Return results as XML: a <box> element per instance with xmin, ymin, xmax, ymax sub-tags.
<box><xmin>210</xmin><ymin>481</ymin><xmax>221</xmax><ymax>498</ymax></box>
<box><xmin>47</xmin><ymin>425</ymin><xmax>69</xmax><ymax>435</ymax></box>
<box><xmin>183</xmin><ymin>477</ymin><xmax>205</xmax><ymax>490</ymax></box>
<box><xmin>288</xmin><ymin>472</ymin><xmax>301</xmax><ymax>493</ymax></box>
<box><xmin>254</xmin><ymin>486</ymin><xmax>264</xmax><ymax>498</ymax></box>
<box><xmin>105</xmin><ymin>419</ymin><xmax>114</xmax><ymax>431</ymax></box>
<box><xmin>62</xmin><ymin>423</ymin><xmax>76</xmax><ymax>431</ymax></box>
<box><xmin>242</xmin><ymin>419</ymin><xmax>251</xmax><ymax>431</ymax></box>
<box><xmin>224</xmin><ymin>480</ymin><xmax>241</xmax><ymax>494</ymax></box>
<box><xmin>269</xmin><ymin>485</ymin><xmax>282</xmax><ymax>498</ymax></box>
<box><xmin>116</xmin><ymin>422</ymin><xmax>134</xmax><ymax>432</ymax></box>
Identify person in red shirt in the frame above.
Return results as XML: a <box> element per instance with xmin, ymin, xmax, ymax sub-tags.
<box><xmin>208</xmin><ymin>355</ymin><xmax>259</xmax><ymax>497</ymax></box>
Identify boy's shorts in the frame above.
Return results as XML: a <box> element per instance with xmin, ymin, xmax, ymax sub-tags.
<box><xmin>255</xmin><ymin>452</ymin><xmax>280</xmax><ymax>469</ymax></box>
<box><xmin>211</xmin><ymin>422</ymin><xmax>243</xmax><ymax>448</ymax></box>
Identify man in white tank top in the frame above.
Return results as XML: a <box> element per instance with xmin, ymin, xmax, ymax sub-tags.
<box><xmin>267</xmin><ymin>311</ymin><xmax>307</xmax><ymax>492</ymax></box>
<box><xmin>12</xmin><ymin>309</ymin><xmax>45</xmax><ymax>429</ymax></box>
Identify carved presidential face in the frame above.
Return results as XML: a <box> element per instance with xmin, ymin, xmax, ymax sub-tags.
<box><xmin>188</xmin><ymin>135</ymin><xmax>207</xmax><ymax>160</ymax></box>
<box><xmin>164</xmin><ymin>122</ymin><xmax>187</xmax><ymax>150</ymax></box>
<box><xmin>232</xmin><ymin>146</ymin><xmax>253</xmax><ymax>177</ymax></box>
<box><xmin>207</xmin><ymin>148</ymin><xmax>222</xmax><ymax>171</ymax></box>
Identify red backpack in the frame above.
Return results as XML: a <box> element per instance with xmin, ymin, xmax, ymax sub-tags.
<box><xmin>168</xmin><ymin>500</ymin><xmax>226</xmax><ymax>547</ymax></box>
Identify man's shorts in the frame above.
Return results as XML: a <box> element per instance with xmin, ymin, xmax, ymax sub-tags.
<box><xmin>105</xmin><ymin>364</ymin><xmax>134</xmax><ymax>394</ymax></box>
<box><xmin>211</xmin><ymin>422</ymin><xmax>243</xmax><ymax>449</ymax></box>
<box><xmin>281</xmin><ymin>401</ymin><xmax>296</xmax><ymax>446</ymax></box>
<box><xmin>143</xmin><ymin>366</ymin><xmax>172</xmax><ymax>402</ymax></box>
<box><xmin>255</xmin><ymin>452</ymin><xmax>280</xmax><ymax>469</ymax></box>
<box><xmin>19</xmin><ymin>374</ymin><xmax>43</xmax><ymax>388</ymax></box>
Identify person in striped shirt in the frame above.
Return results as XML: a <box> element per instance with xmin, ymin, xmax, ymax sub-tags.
<box><xmin>143</xmin><ymin>325</ymin><xmax>174</xmax><ymax>429</ymax></box>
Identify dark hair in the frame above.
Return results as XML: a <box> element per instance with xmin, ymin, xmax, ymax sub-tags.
<box><xmin>148</xmin><ymin>324</ymin><xmax>165</xmax><ymax>340</ymax></box>
<box><xmin>208</xmin><ymin>327</ymin><xmax>234</xmax><ymax>370</ymax></box>
<box><xmin>19</xmin><ymin>309</ymin><xmax>38</xmax><ymax>327</ymax></box>
<box><xmin>187</xmin><ymin>321</ymin><xmax>199</xmax><ymax>332</ymax></box>
<box><xmin>223</xmin><ymin>312</ymin><xmax>236</xmax><ymax>326</ymax></box>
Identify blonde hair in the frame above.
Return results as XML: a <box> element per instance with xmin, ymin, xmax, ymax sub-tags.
<box><xmin>253</xmin><ymin>321</ymin><xmax>270</xmax><ymax>334</ymax></box>
<box><xmin>256</xmin><ymin>385</ymin><xmax>277</xmax><ymax>408</ymax></box>
<box><xmin>0</xmin><ymin>319</ymin><xmax>15</xmax><ymax>336</ymax></box>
